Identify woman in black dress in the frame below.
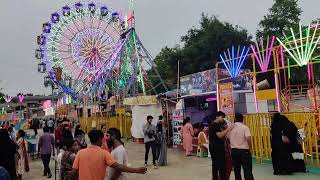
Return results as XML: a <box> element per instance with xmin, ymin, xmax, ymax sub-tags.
<box><xmin>0</xmin><ymin>129</ymin><xmax>17</xmax><ymax>179</ymax></box>
<box><xmin>271</xmin><ymin>114</ymin><xmax>306</xmax><ymax>175</ymax></box>
<box><xmin>270</xmin><ymin>113</ymin><xmax>293</xmax><ymax>175</ymax></box>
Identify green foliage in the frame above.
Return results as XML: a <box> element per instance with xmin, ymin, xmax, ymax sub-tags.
<box><xmin>0</xmin><ymin>90</ymin><xmax>5</xmax><ymax>104</ymax></box>
<box><xmin>155</xmin><ymin>14</ymin><xmax>252</xmax><ymax>89</ymax></box>
<box><xmin>256</xmin><ymin>0</ymin><xmax>302</xmax><ymax>38</ymax></box>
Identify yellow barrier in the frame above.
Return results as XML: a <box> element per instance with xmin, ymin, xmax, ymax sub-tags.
<box><xmin>244</xmin><ymin>113</ymin><xmax>320</xmax><ymax>167</ymax></box>
<box><xmin>80</xmin><ymin>113</ymin><xmax>132</xmax><ymax>139</ymax></box>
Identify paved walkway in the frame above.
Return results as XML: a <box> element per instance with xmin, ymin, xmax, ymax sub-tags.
<box><xmin>23</xmin><ymin>139</ymin><xmax>319</xmax><ymax>180</ymax></box>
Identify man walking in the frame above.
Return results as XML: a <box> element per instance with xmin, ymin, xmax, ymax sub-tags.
<box><xmin>229</xmin><ymin>113</ymin><xmax>254</xmax><ymax>180</ymax></box>
<box><xmin>38</xmin><ymin>127</ymin><xmax>55</xmax><ymax>178</ymax></box>
<box><xmin>72</xmin><ymin>129</ymin><xmax>146</xmax><ymax>180</ymax></box>
<box><xmin>143</xmin><ymin>115</ymin><xmax>157</xmax><ymax>168</ymax></box>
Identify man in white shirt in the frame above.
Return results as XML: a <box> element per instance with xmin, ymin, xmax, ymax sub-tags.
<box><xmin>228</xmin><ymin>113</ymin><xmax>254</xmax><ymax>180</ymax></box>
<box><xmin>107</xmin><ymin>128</ymin><xmax>128</xmax><ymax>180</ymax></box>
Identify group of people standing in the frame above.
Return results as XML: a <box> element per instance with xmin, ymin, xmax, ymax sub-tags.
<box><xmin>181</xmin><ymin>111</ymin><xmax>307</xmax><ymax>180</ymax></box>
<box><xmin>53</xmin><ymin>120</ymin><xmax>147</xmax><ymax>180</ymax></box>
<box><xmin>0</xmin><ymin>126</ymin><xmax>29</xmax><ymax>180</ymax></box>
<box><xmin>143</xmin><ymin>115</ymin><xmax>168</xmax><ymax>169</ymax></box>
<box><xmin>181</xmin><ymin>111</ymin><xmax>254</xmax><ymax>180</ymax></box>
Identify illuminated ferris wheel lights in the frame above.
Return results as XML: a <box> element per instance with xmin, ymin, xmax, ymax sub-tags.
<box><xmin>100</xmin><ymin>6</ymin><xmax>109</xmax><ymax>17</ymax></box>
<box><xmin>37</xmin><ymin>35</ymin><xmax>46</xmax><ymax>45</ymax></box>
<box><xmin>88</xmin><ymin>2</ymin><xmax>96</xmax><ymax>12</ymax></box>
<box><xmin>42</xmin><ymin>23</ymin><xmax>51</xmax><ymax>33</ymax></box>
<box><xmin>75</xmin><ymin>2</ymin><xmax>83</xmax><ymax>10</ymax></box>
<box><xmin>62</xmin><ymin>6</ymin><xmax>71</xmax><ymax>16</ymax></box>
<box><xmin>35</xmin><ymin>2</ymin><xmax>139</xmax><ymax>97</ymax></box>
<box><xmin>51</xmin><ymin>13</ymin><xmax>60</xmax><ymax>23</ymax></box>
<box><xmin>35</xmin><ymin>49</ymin><xmax>44</xmax><ymax>59</ymax></box>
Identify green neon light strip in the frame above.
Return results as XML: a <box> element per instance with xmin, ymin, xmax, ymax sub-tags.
<box><xmin>132</xmin><ymin>30</ymin><xmax>146</xmax><ymax>95</ymax></box>
<box><xmin>277</xmin><ymin>22</ymin><xmax>320</xmax><ymax>67</ymax></box>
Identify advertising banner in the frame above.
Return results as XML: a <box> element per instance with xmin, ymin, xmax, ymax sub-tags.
<box><xmin>180</xmin><ymin>69</ymin><xmax>216</xmax><ymax>96</ymax></box>
<box><xmin>172</xmin><ymin>109</ymin><xmax>184</xmax><ymax>146</ymax></box>
<box><xmin>180</xmin><ymin>69</ymin><xmax>251</xmax><ymax>97</ymax></box>
<box><xmin>218</xmin><ymin>82</ymin><xmax>234</xmax><ymax>115</ymax></box>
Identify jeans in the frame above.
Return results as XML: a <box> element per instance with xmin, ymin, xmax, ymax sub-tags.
<box><xmin>41</xmin><ymin>154</ymin><xmax>51</xmax><ymax>175</ymax></box>
<box><xmin>145</xmin><ymin>141</ymin><xmax>156</xmax><ymax>165</ymax></box>
<box><xmin>231</xmin><ymin>149</ymin><xmax>254</xmax><ymax>180</ymax></box>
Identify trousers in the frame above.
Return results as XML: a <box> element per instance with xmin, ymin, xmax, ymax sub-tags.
<box><xmin>231</xmin><ymin>149</ymin><xmax>254</xmax><ymax>180</ymax></box>
<box><xmin>145</xmin><ymin>141</ymin><xmax>156</xmax><ymax>165</ymax></box>
<box><xmin>41</xmin><ymin>154</ymin><xmax>51</xmax><ymax>175</ymax></box>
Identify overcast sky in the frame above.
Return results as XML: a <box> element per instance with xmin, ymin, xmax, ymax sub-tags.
<box><xmin>0</xmin><ymin>0</ymin><xmax>319</xmax><ymax>95</ymax></box>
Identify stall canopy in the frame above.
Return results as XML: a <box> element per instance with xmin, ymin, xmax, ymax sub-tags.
<box><xmin>123</xmin><ymin>95</ymin><xmax>158</xmax><ymax>106</ymax></box>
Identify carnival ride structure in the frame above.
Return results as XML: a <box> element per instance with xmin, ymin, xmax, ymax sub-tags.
<box><xmin>35</xmin><ymin>2</ymin><xmax>167</xmax><ymax>100</ymax></box>
<box><xmin>216</xmin><ymin>21</ymin><xmax>320</xmax><ymax>113</ymax></box>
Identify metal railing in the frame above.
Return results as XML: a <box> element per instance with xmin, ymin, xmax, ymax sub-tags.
<box><xmin>243</xmin><ymin>112</ymin><xmax>320</xmax><ymax>167</ymax></box>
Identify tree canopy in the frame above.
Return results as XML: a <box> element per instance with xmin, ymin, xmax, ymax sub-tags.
<box><xmin>256</xmin><ymin>0</ymin><xmax>302</xmax><ymax>38</ymax></box>
<box><xmin>154</xmin><ymin>14</ymin><xmax>252</xmax><ymax>89</ymax></box>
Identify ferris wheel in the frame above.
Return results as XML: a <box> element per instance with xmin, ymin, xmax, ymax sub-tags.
<box><xmin>35</xmin><ymin>2</ymin><xmax>128</xmax><ymax>97</ymax></box>
<box><xmin>36</xmin><ymin>2</ymin><xmax>168</xmax><ymax>99</ymax></box>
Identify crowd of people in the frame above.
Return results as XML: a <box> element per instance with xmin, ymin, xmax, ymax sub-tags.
<box><xmin>180</xmin><ymin>111</ymin><xmax>307</xmax><ymax>180</ymax></box>
<box><xmin>0</xmin><ymin>125</ymin><xmax>29</xmax><ymax>180</ymax></box>
<box><xmin>0</xmin><ymin>110</ymin><xmax>309</xmax><ymax>180</ymax></box>
<box><xmin>52</xmin><ymin>119</ymin><xmax>147</xmax><ymax>180</ymax></box>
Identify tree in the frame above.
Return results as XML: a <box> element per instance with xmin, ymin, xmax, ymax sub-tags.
<box><xmin>155</xmin><ymin>14</ymin><xmax>252</xmax><ymax>89</ymax></box>
<box><xmin>0</xmin><ymin>89</ymin><xmax>5</xmax><ymax>104</ymax></box>
<box><xmin>256</xmin><ymin>0</ymin><xmax>302</xmax><ymax>38</ymax></box>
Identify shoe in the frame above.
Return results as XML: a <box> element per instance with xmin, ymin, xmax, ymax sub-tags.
<box><xmin>43</xmin><ymin>171</ymin><xmax>47</xmax><ymax>176</ymax></box>
<box><xmin>144</xmin><ymin>163</ymin><xmax>148</xmax><ymax>167</ymax></box>
<box><xmin>48</xmin><ymin>174</ymin><xmax>52</xmax><ymax>178</ymax></box>
<box><xmin>153</xmin><ymin>165</ymin><xmax>158</xmax><ymax>169</ymax></box>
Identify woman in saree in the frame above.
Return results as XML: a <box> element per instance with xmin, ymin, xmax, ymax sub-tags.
<box><xmin>16</xmin><ymin>130</ymin><xmax>29</xmax><ymax>180</ymax></box>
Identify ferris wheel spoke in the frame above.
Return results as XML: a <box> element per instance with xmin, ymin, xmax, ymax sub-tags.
<box><xmin>69</xmin><ymin>17</ymin><xmax>82</xmax><ymax>34</ymax></box>
<box><xmin>59</xmin><ymin>18</ymin><xmax>78</xmax><ymax>38</ymax></box>
<box><xmin>47</xmin><ymin>37</ymin><xmax>71</xmax><ymax>47</ymax></box>
<box><xmin>90</xmin><ymin>16</ymin><xmax>94</xmax><ymax>29</ymax></box>
<box><xmin>51</xmin><ymin>23</ymin><xmax>74</xmax><ymax>42</ymax></box>
<box><xmin>41</xmin><ymin>48</ymin><xmax>71</xmax><ymax>53</ymax></box>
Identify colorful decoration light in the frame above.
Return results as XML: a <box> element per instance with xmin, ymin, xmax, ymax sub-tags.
<box><xmin>219</xmin><ymin>46</ymin><xmax>250</xmax><ymax>78</ymax></box>
<box><xmin>5</xmin><ymin>95</ymin><xmax>13</xmax><ymax>103</ymax></box>
<box><xmin>206</xmin><ymin>97</ymin><xmax>216</xmax><ymax>102</ymax></box>
<box><xmin>0</xmin><ymin>107</ymin><xmax>6</xmax><ymax>114</ymax></box>
<box><xmin>18</xmin><ymin>95</ymin><xmax>25</xmax><ymax>103</ymax></box>
<box><xmin>251</xmin><ymin>36</ymin><xmax>275</xmax><ymax>72</ymax></box>
<box><xmin>35</xmin><ymin>2</ymin><xmax>166</xmax><ymax>98</ymax></box>
<box><xmin>277</xmin><ymin>22</ymin><xmax>320</xmax><ymax>66</ymax></box>
<box><xmin>36</xmin><ymin>2</ymin><xmax>127</xmax><ymax>98</ymax></box>
<box><xmin>42</xmin><ymin>100</ymin><xmax>51</xmax><ymax>110</ymax></box>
